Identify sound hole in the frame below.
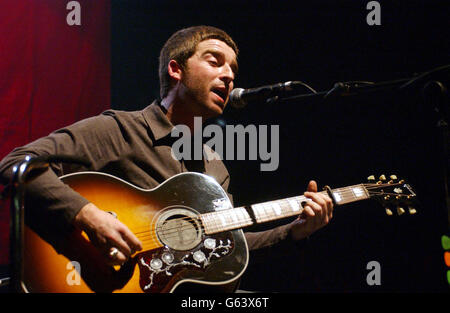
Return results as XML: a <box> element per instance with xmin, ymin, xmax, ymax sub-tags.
<box><xmin>155</xmin><ymin>207</ymin><xmax>202</xmax><ymax>251</ymax></box>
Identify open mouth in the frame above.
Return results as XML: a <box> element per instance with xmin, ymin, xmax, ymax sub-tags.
<box><xmin>211</xmin><ymin>88</ymin><xmax>227</xmax><ymax>103</ymax></box>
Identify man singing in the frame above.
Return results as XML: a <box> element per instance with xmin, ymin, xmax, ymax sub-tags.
<box><xmin>0</xmin><ymin>26</ymin><xmax>333</xmax><ymax>291</ymax></box>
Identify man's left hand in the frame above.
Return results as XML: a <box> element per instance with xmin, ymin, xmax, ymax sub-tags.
<box><xmin>290</xmin><ymin>180</ymin><xmax>334</xmax><ymax>241</ymax></box>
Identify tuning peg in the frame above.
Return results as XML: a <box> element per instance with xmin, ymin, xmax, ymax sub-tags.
<box><xmin>388</xmin><ymin>174</ymin><xmax>397</xmax><ymax>184</ymax></box>
<box><xmin>408</xmin><ymin>207</ymin><xmax>417</xmax><ymax>215</ymax></box>
<box><xmin>377</xmin><ymin>175</ymin><xmax>386</xmax><ymax>184</ymax></box>
<box><xmin>385</xmin><ymin>208</ymin><xmax>393</xmax><ymax>216</ymax></box>
<box><xmin>367</xmin><ymin>175</ymin><xmax>375</xmax><ymax>182</ymax></box>
<box><xmin>399</xmin><ymin>179</ymin><xmax>405</xmax><ymax>184</ymax></box>
<box><xmin>397</xmin><ymin>207</ymin><xmax>405</xmax><ymax>215</ymax></box>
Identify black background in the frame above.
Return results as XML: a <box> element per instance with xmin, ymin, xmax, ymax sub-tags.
<box><xmin>111</xmin><ymin>0</ymin><xmax>450</xmax><ymax>292</ymax></box>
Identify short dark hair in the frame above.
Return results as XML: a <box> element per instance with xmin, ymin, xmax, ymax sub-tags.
<box><xmin>158</xmin><ymin>25</ymin><xmax>239</xmax><ymax>99</ymax></box>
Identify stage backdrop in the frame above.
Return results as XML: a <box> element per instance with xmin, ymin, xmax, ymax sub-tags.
<box><xmin>0</xmin><ymin>1</ymin><xmax>111</xmax><ymax>266</ymax></box>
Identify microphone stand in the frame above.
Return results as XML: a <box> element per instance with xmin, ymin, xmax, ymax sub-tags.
<box><xmin>273</xmin><ymin>64</ymin><xmax>450</xmax><ymax>229</ymax></box>
<box><xmin>274</xmin><ymin>64</ymin><xmax>450</xmax><ymax>103</ymax></box>
<box><xmin>7</xmin><ymin>155</ymin><xmax>91</xmax><ymax>292</ymax></box>
<box><xmin>270</xmin><ymin>78</ymin><xmax>410</xmax><ymax>104</ymax></box>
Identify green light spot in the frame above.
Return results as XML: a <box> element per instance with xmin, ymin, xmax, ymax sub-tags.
<box><xmin>447</xmin><ymin>270</ymin><xmax>450</xmax><ymax>285</ymax></box>
<box><xmin>442</xmin><ymin>235</ymin><xmax>450</xmax><ymax>250</ymax></box>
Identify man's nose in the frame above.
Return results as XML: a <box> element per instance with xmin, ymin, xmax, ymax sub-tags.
<box><xmin>220</xmin><ymin>63</ymin><xmax>234</xmax><ymax>84</ymax></box>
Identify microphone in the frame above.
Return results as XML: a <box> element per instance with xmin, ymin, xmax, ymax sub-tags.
<box><xmin>229</xmin><ymin>81</ymin><xmax>299</xmax><ymax>109</ymax></box>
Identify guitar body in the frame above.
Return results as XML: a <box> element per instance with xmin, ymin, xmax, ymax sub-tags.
<box><xmin>23</xmin><ymin>172</ymin><xmax>249</xmax><ymax>293</ymax></box>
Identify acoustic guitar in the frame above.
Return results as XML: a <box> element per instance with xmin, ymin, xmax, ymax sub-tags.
<box><xmin>22</xmin><ymin>171</ymin><xmax>417</xmax><ymax>293</ymax></box>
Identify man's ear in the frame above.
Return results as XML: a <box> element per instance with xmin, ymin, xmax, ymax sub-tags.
<box><xmin>167</xmin><ymin>60</ymin><xmax>183</xmax><ymax>82</ymax></box>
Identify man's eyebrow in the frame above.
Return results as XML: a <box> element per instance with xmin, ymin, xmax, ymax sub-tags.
<box><xmin>202</xmin><ymin>49</ymin><xmax>224</xmax><ymax>59</ymax></box>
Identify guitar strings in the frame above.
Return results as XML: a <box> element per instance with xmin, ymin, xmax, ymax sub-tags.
<box><xmin>130</xmin><ymin>182</ymin><xmax>411</xmax><ymax>246</ymax></box>
<box><xmin>133</xmin><ymin>183</ymin><xmax>404</xmax><ymax>237</ymax></box>
<box><xmin>132</xmin><ymin>183</ymin><xmax>406</xmax><ymax>236</ymax></box>
<box><xmin>131</xmin><ymin>182</ymin><xmax>404</xmax><ymax>234</ymax></box>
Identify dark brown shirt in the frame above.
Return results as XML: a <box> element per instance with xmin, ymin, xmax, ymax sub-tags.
<box><xmin>0</xmin><ymin>101</ymin><xmax>294</xmax><ymax>250</ymax></box>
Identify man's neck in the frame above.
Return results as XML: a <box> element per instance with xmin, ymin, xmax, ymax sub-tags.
<box><xmin>161</xmin><ymin>94</ymin><xmax>198</xmax><ymax>133</ymax></box>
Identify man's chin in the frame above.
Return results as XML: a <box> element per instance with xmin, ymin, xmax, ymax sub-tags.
<box><xmin>191</xmin><ymin>100</ymin><xmax>225</xmax><ymax>119</ymax></box>
<box><xmin>204</xmin><ymin>102</ymin><xmax>225</xmax><ymax>118</ymax></box>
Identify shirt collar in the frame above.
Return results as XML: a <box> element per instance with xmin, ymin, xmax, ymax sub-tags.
<box><xmin>142</xmin><ymin>100</ymin><xmax>211</xmax><ymax>164</ymax></box>
<box><xmin>142</xmin><ymin>100</ymin><xmax>175</xmax><ymax>141</ymax></box>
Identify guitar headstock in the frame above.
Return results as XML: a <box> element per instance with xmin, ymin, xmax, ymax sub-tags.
<box><xmin>365</xmin><ymin>174</ymin><xmax>418</xmax><ymax>216</ymax></box>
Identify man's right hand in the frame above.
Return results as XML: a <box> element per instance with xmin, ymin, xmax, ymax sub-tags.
<box><xmin>73</xmin><ymin>203</ymin><xmax>143</xmax><ymax>266</ymax></box>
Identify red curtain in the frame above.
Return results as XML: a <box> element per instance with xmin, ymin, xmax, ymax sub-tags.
<box><xmin>0</xmin><ymin>1</ymin><xmax>111</xmax><ymax>266</ymax></box>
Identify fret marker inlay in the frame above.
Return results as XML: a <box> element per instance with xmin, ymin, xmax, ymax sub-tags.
<box><xmin>272</xmin><ymin>203</ymin><xmax>282</xmax><ymax>215</ymax></box>
<box><xmin>352</xmin><ymin>187</ymin><xmax>364</xmax><ymax>198</ymax></box>
<box><xmin>288</xmin><ymin>199</ymin><xmax>300</xmax><ymax>212</ymax></box>
<box><xmin>219</xmin><ymin>214</ymin><xmax>226</xmax><ymax>226</ymax></box>
<box><xmin>333</xmin><ymin>192</ymin><xmax>342</xmax><ymax>203</ymax></box>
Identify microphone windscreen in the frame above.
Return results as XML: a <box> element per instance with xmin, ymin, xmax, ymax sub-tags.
<box><xmin>229</xmin><ymin>88</ymin><xmax>246</xmax><ymax>109</ymax></box>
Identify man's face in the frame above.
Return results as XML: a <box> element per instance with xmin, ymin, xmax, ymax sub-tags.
<box><xmin>178</xmin><ymin>39</ymin><xmax>238</xmax><ymax>118</ymax></box>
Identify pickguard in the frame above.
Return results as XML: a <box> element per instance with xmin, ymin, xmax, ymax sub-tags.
<box><xmin>137</xmin><ymin>232</ymin><xmax>234</xmax><ymax>293</ymax></box>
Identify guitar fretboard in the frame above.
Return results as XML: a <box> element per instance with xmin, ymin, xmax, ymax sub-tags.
<box><xmin>200</xmin><ymin>184</ymin><xmax>369</xmax><ymax>235</ymax></box>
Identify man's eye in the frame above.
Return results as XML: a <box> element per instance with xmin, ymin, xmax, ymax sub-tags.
<box><xmin>208</xmin><ymin>60</ymin><xmax>218</xmax><ymax>66</ymax></box>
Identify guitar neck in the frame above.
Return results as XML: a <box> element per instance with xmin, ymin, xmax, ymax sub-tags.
<box><xmin>200</xmin><ymin>184</ymin><xmax>370</xmax><ymax>235</ymax></box>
